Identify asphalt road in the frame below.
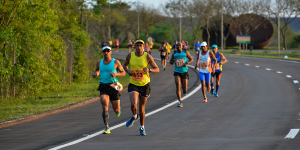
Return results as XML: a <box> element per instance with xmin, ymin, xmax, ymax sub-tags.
<box><xmin>1</xmin><ymin>50</ymin><xmax>299</xmax><ymax>150</ymax></box>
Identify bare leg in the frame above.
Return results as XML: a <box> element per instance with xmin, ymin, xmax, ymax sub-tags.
<box><xmin>110</xmin><ymin>100</ymin><xmax>120</xmax><ymax>113</ymax></box>
<box><xmin>139</xmin><ymin>96</ymin><xmax>148</xmax><ymax>126</ymax></box>
<box><xmin>174</xmin><ymin>76</ymin><xmax>182</xmax><ymax>102</ymax></box>
<box><xmin>100</xmin><ymin>95</ymin><xmax>110</xmax><ymax>128</ymax></box>
<box><xmin>129</xmin><ymin>92</ymin><xmax>139</xmax><ymax>116</ymax></box>
<box><xmin>181</xmin><ymin>78</ymin><xmax>188</xmax><ymax>94</ymax></box>
<box><xmin>201</xmin><ymin>80</ymin><xmax>206</xmax><ymax>98</ymax></box>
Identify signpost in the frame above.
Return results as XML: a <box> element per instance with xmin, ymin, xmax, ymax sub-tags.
<box><xmin>236</xmin><ymin>35</ymin><xmax>250</xmax><ymax>50</ymax></box>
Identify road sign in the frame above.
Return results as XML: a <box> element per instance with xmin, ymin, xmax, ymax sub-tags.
<box><xmin>147</xmin><ymin>37</ymin><xmax>152</xmax><ymax>42</ymax></box>
<box><xmin>236</xmin><ymin>35</ymin><xmax>250</xmax><ymax>44</ymax></box>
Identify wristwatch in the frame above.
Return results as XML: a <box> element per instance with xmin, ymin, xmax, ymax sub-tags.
<box><xmin>149</xmin><ymin>69</ymin><xmax>152</xmax><ymax>73</ymax></box>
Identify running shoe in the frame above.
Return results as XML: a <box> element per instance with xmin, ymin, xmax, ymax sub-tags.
<box><xmin>115</xmin><ymin>111</ymin><xmax>121</xmax><ymax>117</ymax></box>
<box><xmin>210</xmin><ymin>89</ymin><xmax>214</xmax><ymax>95</ymax></box>
<box><xmin>207</xmin><ymin>86</ymin><xmax>211</xmax><ymax>92</ymax></box>
<box><xmin>140</xmin><ymin>127</ymin><xmax>146</xmax><ymax>136</ymax></box>
<box><xmin>177</xmin><ymin>102</ymin><xmax>183</xmax><ymax>107</ymax></box>
<box><xmin>102</xmin><ymin>128</ymin><xmax>111</xmax><ymax>134</ymax></box>
<box><xmin>203</xmin><ymin>97</ymin><xmax>207</xmax><ymax>103</ymax></box>
<box><xmin>214</xmin><ymin>93</ymin><xmax>219</xmax><ymax>97</ymax></box>
<box><xmin>126</xmin><ymin>116</ymin><xmax>136</xmax><ymax>128</ymax></box>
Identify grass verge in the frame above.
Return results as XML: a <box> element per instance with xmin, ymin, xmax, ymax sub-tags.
<box><xmin>0</xmin><ymin>60</ymin><xmax>130</xmax><ymax>123</ymax></box>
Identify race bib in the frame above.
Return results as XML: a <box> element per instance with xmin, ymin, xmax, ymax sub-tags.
<box><xmin>132</xmin><ymin>69</ymin><xmax>144</xmax><ymax>81</ymax></box>
<box><xmin>161</xmin><ymin>51</ymin><xmax>166</xmax><ymax>56</ymax></box>
<box><xmin>176</xmin><ymin>59</ymin><xmax>185</xmax><ymax>67</ymax></box>
<box><xmin>196</xmin><ymin>47</ymin><xmax>200</xmax><ymax>50</ymax></box>
<box><xmin>200</xmin><ymin>62</ymin><xmax>208</xmax><ymax>69</ymax></box>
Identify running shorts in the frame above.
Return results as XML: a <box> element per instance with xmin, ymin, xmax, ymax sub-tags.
<box><xmin>211</xmin><ymin>71</ymin><xmax>222</xmax><ymax>79</ymax></box>
<box><xmin>174</xmin><ymin>72</ymin><xmax>189</xmax><ymax>79</ymax></box>
<box><xmin>128</xmin><ymin>45</ymin><xmax>132</xmax><ymax>48</ymax></box>
<box><xmin>199</xmin><ymin>72</ymin><xmax>211</xmax><ymax>83</ymax></box>
<box><xmin>161</xmin><ymin>55</ymin><xmax>166</xmax><ymax>60</ymax></box>
<box><xmin>97</xmin><ymin>83</ymin><xmax>121</xmax><ymax>101</ymax></box>
<box><xmin>128</xmin><ymin>83</ymin><xmax>151</xmax><ymax>98</ymax></box>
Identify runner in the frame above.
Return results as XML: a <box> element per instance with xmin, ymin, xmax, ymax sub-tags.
<box><xmin>131</xmin><ymin>39</ymin><xmax>135</xmax><ymax>50</ymax></box>
<box><xmin>210</xmin><ymin>44</ymin><xmax>227</xmax><ymax>97</ymax></box>
<box><xmin>144</xmin><ymin>43</ymin><xmax>149</xmax><ymax>53</ymax></box>
<box><xmin>170</xmin><ymin>42</ymin><xmax>193</xmax><ymax>107</ymax></box>
<box><xmin>123</xmin><ymin>39</ymin><xmax>159</xmax><ymax>136</ymax></box>
<box><xmin>149</xmin><ymin>39</ymin><xmax>153</xmax><ymax>55</ymax></box>
<box><xmin>194</xmin><ymin>42</ymin><xmax>217</xmax><ymax>103</ymax></box>
<box><xmin>166</xmin><ymin>42</ymin><xmax>172</xmax><ymax>59</ymax></box>
<box><xmin>194</xmin><ymin>41</ymin><xmax>201</xmax><ymax>58</ymax></box>
<box><xmin>158</xmin><ymin>42</ymin><xmax>168</xmax><ymax>70</ymax></box>
<box><xmin>115</xmin><ymin>39</ymin><xmax>119</xmax><ymax>52</ymax></box>
<box><xmin>92</xmin><ymin>46</ymin><xmax>126</xmax><ymax>134</ymax></box>
<box><xmin>128</xmin><ymin>40</ymin><xmax>132</xmax><ymax>52</ymax></box>
<box><xmin>102</xmin><ymin>40</ymin><xmax>107</xmax><ymax>48</ymax></box>
<box><xmin>108</xmin><ymin>39</ymin><xmax>112</xmax><ymax>47</ymax></box>
<box><xmin>172</xmin><ymin>41</ymin><xmax>178</xmax><ymax>53</ymax></box>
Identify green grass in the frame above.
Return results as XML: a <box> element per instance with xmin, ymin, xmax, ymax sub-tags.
<box><xmin>222</xmin><ymin>50</ymin><xmax>300</xmax><ymax>61</ymax></box>
<box><xmin>0</xmin><ymin>60</ymin><xmax>130</xmax><ymax>123</ymax></box>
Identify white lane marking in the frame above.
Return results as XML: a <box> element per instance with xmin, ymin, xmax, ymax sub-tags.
<box><xmin>235</xmin><ymin>62</ymin><xmax>239</xmax><ymax>64</ymax></box>
<box><xmin>266</xmin><ymin>68</ymin><xmax>271</xmax><ymax>71</ymax></box>
<box><xmin>276</xmin><ymin>71</ymin><xmax>283</xmax><ymax>74</ymax></box>
<box><xmin>227</xmin><ymin>55</ymin><xmax>300</xmax><ymax>64</ymax></box>
<box><xmin>49</xmin><ymin>64</ymin><xmax>201</xmax><ymax>150</ymax></box>
<box><xmin>293</xmin><ymin>80</ymin><xmax>299</xmax><ymax>84</ymax></box>
<box><xmin>255</xmin><ymin>66</ymin><xmax>259</xmax><ymax>68</ymax></box>
<box><xmin>284</xmin><ymin>129</ymin><xmax>300</xmax><ymax>139</ymax></box>
<box><xmin>245</xmin><ymin>64</ymin><xmax>250</xmax><ymax>66</ymax></box>
<box><xmin>286</xmin><ymin>75</ymin><xmax>292</xmax><ymax>78</ymax></box>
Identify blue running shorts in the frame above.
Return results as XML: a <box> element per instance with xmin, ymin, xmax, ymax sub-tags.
<box><xmin>199</xmin><ymin>72</ymin><xmax>211</xmax><ymax>83</ymax></box>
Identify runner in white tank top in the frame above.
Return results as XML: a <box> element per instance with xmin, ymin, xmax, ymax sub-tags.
<box><xmin>195</xmin><ymin>42</ymin><xmax>217</xmax><ymax>103</ymax></box>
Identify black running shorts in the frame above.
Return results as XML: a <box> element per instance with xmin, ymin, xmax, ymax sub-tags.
<box><xmin>97</xmin><ymin>83</ymin><xmax>120</xmax><ymax>101</ymax></box>
<box><xmin>211</xmin><ymin>71</ymin><xmax>222</xmax><ymax>79</ymax></box>
<box><xmin>161</xmin><ymin>55</ymin><xmax>166</xmax><ymax>60</ymax></box>
<box><xmin>128</xmin><ymin>83</ymin><xmax>151</xmax><ymax>98</ymax></box>
<box><xmin>173</xmin><ymin>72</ymin><xmax>189</xmax><ymax>80</ymax></box>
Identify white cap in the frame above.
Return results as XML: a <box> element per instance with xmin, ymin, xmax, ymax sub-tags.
<box><xmin>102</xmin><ymin>46</ymin><xmax>112</xmax><ymax>51</ymax></box>
<box><xmin>200</xmin><ymin>42</ymin><xmax>207</xmax><ymax>47</ymax></box>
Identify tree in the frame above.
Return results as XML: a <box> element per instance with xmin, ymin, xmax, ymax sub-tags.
<box><xmin>263</xmin><ymin>0</ymin><xmax>300</xmax><ymax>50</ymax></box>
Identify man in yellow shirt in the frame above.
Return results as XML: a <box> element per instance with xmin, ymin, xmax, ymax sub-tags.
<box><xmin>166</xmin><ymin>42</ymin><xmax>172</xmax><ymax>59</ymax></box>
<box><xmin>123</xmin><ymin>39</ymin><xmax>159</xmax><ymax>136</ymax></box>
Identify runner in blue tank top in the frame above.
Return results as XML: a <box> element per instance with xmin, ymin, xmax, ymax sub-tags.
<box><xmin>210</xmin><ymin>44</ymin><xmax>227</xmax><ymax>97</ymax></box>
<box><xmin>92</xmin><ymin>46</ymin><xmax>126</xmax><ymax>134</ymax></box>
<box><xmin>170</xmin><ymin>42</ymin><xmax>193</xmax><ymax>107</ymax></box>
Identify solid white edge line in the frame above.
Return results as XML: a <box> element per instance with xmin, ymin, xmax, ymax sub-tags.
<box><xmin>284</xmin><ymin>129</ymin><xmax>300</xmax><ymax>139</ymax></box>
<box><xmin>49</xmin><ymin>62</ymin><xmax>201</xmax><ymax>150</ymax></box>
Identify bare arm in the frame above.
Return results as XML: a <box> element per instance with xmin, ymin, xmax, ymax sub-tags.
<box><xmin>209</xmin><ymin>51</ymin><xmax>217</xmax><ymax>72</ymax></box>
<box><xmin>111</xmin><ymin>60</ymin><xmax>126</xmax><ymax>77</ymax></box>
<box><xmin>92</xmin><ymin>60</ymin><xmax>100</xmax><ymax>78</ymax></box>
<box><xmin>144</xmin><ymin>54</ymin><xmax>159</xmax><ymax>74</ymax></box>
<box><xmin>183</xmin><ymin>51</ymin><xmax>193</xmax><ymax>67</ymax></box>
<box><xmin>123</xmin><ymin>53</ymin><xmax>134</xmax><ymax>76</ymax></box>
<box><xmin>195</xmin><ymin>51</ymin><xmax>200</xmax><ymax>69</ymax></box>
<box><xmin>158</xmin><ymin>46</ymin><xmax>162</xmax><ymax>51</ymax></box>
<box><xmin>169</xmin><ymin>53</ymin><xmax>175</xmax><ymax>65</ymax></box>
<box><xmin>219</xmin><ymin>52</ymin><xmax>227</xmax><ymax>65</ymax></box>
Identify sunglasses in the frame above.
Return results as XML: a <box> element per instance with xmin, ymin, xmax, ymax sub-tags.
<box><xmin>102</xmin><ymin>49</ymin><xmax>111</xmax><ymax>53</ymax></box>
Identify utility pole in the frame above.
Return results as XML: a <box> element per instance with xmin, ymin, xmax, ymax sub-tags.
<box><xmin>108</xmin><ymin>0</ymin><xmax>111</xmax><ymax>40</ymax></box>
<box><xmin>138</xmin><ymin>0</ymin><xmax>139</xmax><ymax>38</ymax></box>
<box><xmin>221</xmin><ymin>0</ymin><xmax>224</xmax><ymax>52</ymax></box>
<box><xmin>179</xmin><ymin>0</ymin><xmax>181</xmax><ymax>42</ymax></box>
<box><xmin>277</xmin><ymin>0</ymin><xmax>280</xmax><ymax>56</ymax></box>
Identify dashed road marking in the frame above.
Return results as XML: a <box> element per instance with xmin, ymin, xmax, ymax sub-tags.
<box><xmin>276</xmin><ymin>71</ymin><xmax>283</xmax><ymax>74</ymax></box>
<box><xmin>235</xmin><ymin>62</ymin><xmax>239</xmax><ymax>64</ymax></box>
<box><xmin>255</xmin><ymin>66</ymin><xmax>259</xmax><ymax>68</ymax></box>
<box><xmin>284</xmin><ymin>129</ymin><xmax>300</xmax><ymax>139</ymax></box>
<box><xmin>286</xmin><ymin>75</ymin><xmax>292</xmax><ymax>78</ymax></box>
<box><xmin>266</xmin><ymin>68</ymin><xmax>271</xmax><ymax>71</ymax></box>
<box><xmin>293</xmin><ymin>80</ymin><xmax>299</xmax><ymax>84</ymax></box>
<box><xmin>245</xmin><ymin>64</ymin><xmax>250</xmax><ymax>66</ymax></box>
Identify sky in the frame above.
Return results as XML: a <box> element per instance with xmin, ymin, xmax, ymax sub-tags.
<box><xmin>120</xmin><ymin>0</ymin><xmax>164</xmax><ymax>8</ymax></box>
